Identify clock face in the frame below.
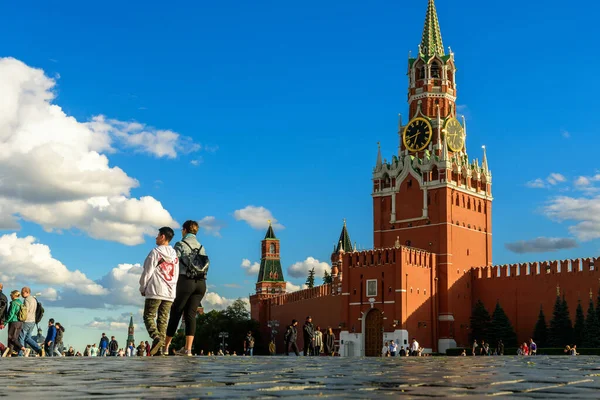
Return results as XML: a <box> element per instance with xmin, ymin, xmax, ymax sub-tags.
<box><xmin>444</xmin><ymin>117</ymin><xmax>464</xmax><ymax>152</ymax></box>
<box><xmin>403</xmin><ymin>117</ymin><xmax>433</xmax><ymax>152</ymax></box>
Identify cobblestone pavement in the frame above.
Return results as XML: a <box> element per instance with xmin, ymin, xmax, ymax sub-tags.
<box><xmin>0</xmin><ymin>356</ymin><xmax>599</xmax><ymax>398</ymax></box>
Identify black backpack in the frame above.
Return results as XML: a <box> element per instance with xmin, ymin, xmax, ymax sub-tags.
<box><xmin>35</xmin><ymin>299</ymin><xmax>45</xmax><ymax>325</ymax></box>
<box><xmin>181</xmin><ymin>240</ymin><xmax>210</xmax><ymax>280</ymax></box>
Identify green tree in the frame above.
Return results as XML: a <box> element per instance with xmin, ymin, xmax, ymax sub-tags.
<box><xmin>532</xmin><ymin>306</ymin><xmax>548</xmax><ymax>348</ymax></box>
<box><xmin>550</xmin><ymin>296</ymin><xmax>574</xmax><ymax>346</ymax></box>
<box><xmin>561</xmin><ymin>296</ymin><xmax>574</xmax><ymax>345</ymax></box>
<box><xmin>549</xmin><ymin>296</ymin><xmax>563</xmax><ymax>346</ymax></box>
<box><xmin>489</xmin><ymin>302</ymin><xmax>517</xmax><ymax>347</ymax></box>
<box><xmin>573</xmin><ymin>301</ymin><xmax>586</xmax><ymax>346</ymax></box>
<box><xmin>323</xmin><ymin>270</ymin><xmax>332</xmax><ymax>284</ymax></box>
<box><xmin>470</xmin><ymin>300</ymin><xmax>491</xmax><ymax>343</ymax></box>
<box><xmin>306</xmin><ymin>268</ymin><xmax>315</xmax><ymax>289</ymax></box>
<box><xmin>584</xmin><ymin>299</ymin><xmax>600</xmax><ymax>348</ymax></box>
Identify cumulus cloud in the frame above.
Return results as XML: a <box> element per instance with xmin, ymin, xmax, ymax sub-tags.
<box><xmin>241</xmin><ymin>259</ymin><xmax>260</xmax><ymax>276</ymax></box>
<box><xmin>0</xmin><ymin>233</ymin><xmax>106</xmax><ymax>295</ymax></box>
<box><xmin>203</xmin><ymin>292</ymin><xmax>249</xmax><ymax>312</ymax></box>
<box><xmin>544</xmin><ymin>195</ymin><xmax>600</xmax><ymax>241</ymax></box>
<box><xmin>0</xmin><ymin>57</ymin><xmax>180</xmax><ymax>245</ymax></box>
<box><xmin>504</xmin><ymin>237</ymin><xmax>578</xmax><ymax>254</ymax></box>
<box><xmin>233</xmin><ymin>206</ymin><xmax>283</xmax><ymax>230</ymax></box>
<box><xmin>286</xmin><ymin>281</ymin><xmax>308</xmax><ymax>293</ymax></box>
<box><xmin>197</xmin><ymin>216</ymin><xmax>226</xmax><ymax>237</ymax></box>
<box><xmin>526</xmin><ymin>173</ymin><xmax>567</xmax><ymax>189</ymax></box>
<box><xmin>287</xmin><ymin>257</ymin><xmax>331</xmax><ymax>279</ymax></box>
<box><xmin>84</xmin><ymin>315</ymin><xmax>130</xmax><ymax>330</ymax></box>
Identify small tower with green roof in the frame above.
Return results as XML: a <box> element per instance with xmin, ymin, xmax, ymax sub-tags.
<box><xmin>126</xmin><ymin>314</ymin><xmax>135</xmax><ymax>345</ymax></box>
<box><xmin>255</xmin><ymin>221</ymin><xmax>286</xmax><ymax>297</ymax></box>
<box><xmin>331</xmin><ymin>219</ymin><xmax>353</xmax><ymax>294</ymax></box>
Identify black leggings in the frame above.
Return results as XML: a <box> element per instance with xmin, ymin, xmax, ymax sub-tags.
<box><xmin>166</xmin><ymin>276</ymin><xmax>206</xmax><ymax>337</ymax></box>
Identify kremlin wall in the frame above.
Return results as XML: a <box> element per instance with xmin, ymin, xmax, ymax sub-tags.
<box><xmin>250</xmin><ymin>0</ymin><xmax>600</xmax><ymax>356</ymax></box>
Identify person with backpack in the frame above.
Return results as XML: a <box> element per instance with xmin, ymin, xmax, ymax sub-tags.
<box><xmin>244</xmin><ymin>331</ymin><xmax>255</xmax><ymax>356</ymax></box>
<box><xmin>139</xmin><ymin>226</ymin><xmax>179</xmax><ymax>356</ymax></box>
<box><xmin>284</xmin><ymin>319</ymin><xmax>299</xmax><ymax>356</ymax></box>
<box><xmin>2</xmin><ymin>290</ymin><xmax>26</xmax><ymax>357</ymax></box>
<box><xmin>18</xmin><ymin>287</ymin><xmax>42</xmax><ymax>356</ymax></box>
<box><xmin>164</xmin><ymin>220</ymin><xmax>208</xmax><ymax>357</ymax></box>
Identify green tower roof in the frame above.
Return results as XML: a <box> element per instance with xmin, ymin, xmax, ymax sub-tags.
<box><xmin>264</xmin><ymin>221</ymin><xmax>277</xmax><ymax>240</ymax></box>
<box><xmin>420</xmin><ymin>0</ymin><xmax>445</xmax><ymax>58</ymax></box>
<box><xmin>335</xmin><ymin>220</ymin><xmax>353</xmax><ymax>253</ymax></box>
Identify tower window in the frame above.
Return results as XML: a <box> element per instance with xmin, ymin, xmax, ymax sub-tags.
<box><xmin>418</xmin><ymin>65</ymin><xmax>425</xmax><ymax>80</ymax></box>
<box><xmin>407</xmin><ymin>180</ymin><xmax>412</xmax><ymax>188</ymax></box>
<box><xmin>431</xmin><ymin>63</ymin><xmax>440</xmax><ymax>79</ymax></box>
<box><xmin>270</xmin><ymin>243</ymin><xmax>276</xmax><ymax>254</ymax></box>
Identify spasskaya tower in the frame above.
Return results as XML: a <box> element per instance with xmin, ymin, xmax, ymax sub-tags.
<box><xmin>372</xmin><ymin>0</ymin><xmax>493</xmax><ymax>352</ymax></box>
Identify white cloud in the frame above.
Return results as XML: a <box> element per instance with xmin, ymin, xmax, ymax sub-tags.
<box><xmin>544</xmin><ymin>195</ymin><xmax>600</xmax><ymax>241</ymax></box>
<box><xmin>0</xmin><ymin>57</ymin><xmax>179</xmax><ymax>245</ymax></box>
<box><xmin>241</xmin><ymin>259</ymin><xmax>260</xmax><ymax>276</ymax></box>
<box><xmin>202</xmin><ymin>292</ymin><xmax>249</xmax><ymax>312</ymax></box>
<box><xmin>84</xmin><ymin>316</ymin><xmax>129</xmax><ymax>331</ymax></box>
<box><xmin>547</xmin><ymin>173</ymin><xmax>566</xmax><ymax>186</ymax></box>
<box><xmin>287</xmin><ymin>257</ymin><xmax>331</xmax><ymax>279</ymax></box>
<box><xmin>575</xmin><ymin>176</ymin><xmax>591</xmax><ymax>187</ymax></box>
<box><xmin>561</xmin><ymin>130</ymin><xmax>571</xmax><ymax>139</ymax></box>
<box><xmin>197</xmin><ymin>216</ymin><xmax>225</xmax><ymax>237</ymax></box>
<box><xmin>0</xmin><ymin>233</ymin><xmax>106</xmax><ymax>295</ymax></box>
<box><xmin>190</xmin><ymin>158</ymin><xmax>203</xmax><ymax>166</ymax></box>
<box><xmin>526</xmin><ymin>178</ymin><xmax>546</xmax><ymax>189</ymax></box>
<box><xmin>223</xmin><ymin>283</ymin><xmax>242</xmax><ymax>288</ymax></box>
<box><xmin>286</xmin><ymin>281</ymin><xmax>307</xmax><ymax>293</ymax></box>
<box><xmin>87</xmin><ymin>115</ymin><xmax>201</xmax><ymax>159</ymax></box>
<box><xmin>233</xmin><ymin>206</ymin><xmax>283</xmax><ymax>230</ymax></box>
<box><xmin>504</xmin><ymin>237</ymin><xmax>578</xmax><ymax>254</ymax></box>
<box><xmin>526</xmin><ymin>173</ymin><xmax>567</xmax><ymax>189</ymax></box>
<box><xmin>38</xmin><ymin>287</ymin><xmax>60</xmax><ymax>301</ymax></box>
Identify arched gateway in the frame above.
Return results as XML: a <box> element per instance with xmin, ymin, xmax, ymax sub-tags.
<box><xmin>364</xmin><ymin>309</ymin><xmax>383</xmax><ymax>357</ymax></box>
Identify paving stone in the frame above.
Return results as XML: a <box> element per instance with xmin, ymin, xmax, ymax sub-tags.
<box><xmin>0</xmin><ymin>356</ymin><xmax>599</xmax><ymax>398</ymax></box>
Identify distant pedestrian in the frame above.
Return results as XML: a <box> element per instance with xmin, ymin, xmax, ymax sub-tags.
<box><xmin>410</xmin><ymin>338</ymin><xmax>419</xmax><ymax>356</ymax></box>
<box><xmin>99</xmin><ymin>333</ymin><xmax>109</xmax><ymax>356</ymax></box>
<box><xmin>165</xmin><ymin>220</ymin><xmax>208</xmax><ymax>357</ymax></box>
<box><xmin>324</xmin><ymin>327</ymin><xmax>336</xmax><ymax>356</ymax></box>
<box><xmin>45</xmin><ymin>319</ymin><xmax>57</xmax><ymax>357</ymax></box>
<box><xmin>244</xmin><ymin>331</ymin><xmax>255</xmax><ymax>356</ymax></box>
<box><xmin>54</xmin><ymin>322</ymin><xmax>65</xmax><ymax>356</ymax></box>
<box><xmin>284</xmin><ymin>319</ymin><xmax>300</xmax><ymax>356</ymax></box>
<box><xmin>303</xmin><ymin>316</ymin><xmax>315</xmax><ymax>356</ymax></box>
<box><xmin>472</xmin><ymin>340</ymin><xmax>478</xmax><ymax>356</ymax></box>
<box><xmin>0</xmin><ymin>283</ymin><xmax>8</xmax><ymax>330</ymax></box>
<box><xmin>109</xmin><ymin>336</ymin><xmax>119</xmax><ymax>356</ymax></box>
<box><xmin>140</xmin><ymin>226</ymin><xmax>179</xmax><ymax>356</ymax></box>
<box><xmin>269</xmin><ymin>340</ymin><xmax>276</xmax><ymax>356</ymax></box>
<box><xmin>382</xmin><ymin>341</ymin><xmax>390</xmax><ymax>357</ymax></box>
<box><xmin>389</xmin><ymin>340</ymin><xmax>398</xmax><ymax>356</ymax></box>
<box><xmin>313</xmin><ymin>326</ymin><xmax>323</xmax><ymax>356</ymax></box>
<box><xmin>496</xmin><ymin>340</ymin><xmax>504</xmax><ymax>356</ymax></box>
<box><xmin>399</xmin><ymin>346</ymin><xmax>407</xmax><ymax>357</ymax></box>
<box><xmin>529</xmin><ymin>338</ymin><xmax>537</xmax><ymax>355</ymax></box>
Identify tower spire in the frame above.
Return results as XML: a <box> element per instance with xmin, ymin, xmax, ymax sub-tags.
<box><xmin>420</xmin><ymin>0</ymin><xmax>445</xmax><ymax>58</ymax></box>
<box><xmin>482</xmin><ymin>145</ymin><xmax>489</xmax><ymax>173</ymax></box>
<box><xmin>376</xmin><ymin>142</ymin><xmax>382</xmax><ymax>169</ymax></box>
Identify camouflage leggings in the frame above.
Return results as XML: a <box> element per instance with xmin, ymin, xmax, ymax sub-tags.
<box><xmin>143</xmin><ymin>299</ymin><xmax>173</xmax><ymax>341</ymax></box>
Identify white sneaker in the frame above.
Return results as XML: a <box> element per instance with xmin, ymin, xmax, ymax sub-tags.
<box><xmin>175</xmin><ymin>348</ymin><xmax>192</xmax><ymax>357</ymax></box>
<box><xmin>2</xmin><ymin>348</ymin><xmax>10</xmax><ymax>358</ymax></box>
<box><xmin>24</xmin><ymin>349</ymin><xmax>31</xmax><ymax>357</ymax></box>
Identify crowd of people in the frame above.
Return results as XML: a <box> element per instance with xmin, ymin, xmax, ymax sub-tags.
<box><xmin>382</xmin><ymin>338</ymin><xmax>424</xmax><ymax>357</ymax></box>
<box><xmin>283</xmin><ymin>316</ymin><xmax>336</xmax><ymax>356</ymax></box>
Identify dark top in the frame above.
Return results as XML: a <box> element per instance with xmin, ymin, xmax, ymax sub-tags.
<box><xmin>325</xmin><ymin>332</ymin><xmax>335</xmax><ymax>354</ymax></box>
<box><xmin>303</xmin><ymin>322</ymin><xmax>314</xmax><ymax>339</ymax></box>
<box><xmin>45</xmin><ymin>325</ymin><xmax>57</xmax><ymax>343</ymax></box>
<box><xmin>109</xmin><ymin>340</ymin><xmax>119</xmax><ymax>352</ymax></box>
<box><xmin>285</xmin><ymin>325</ymin><xmax>297</xmax><ymax>342</ymax></box>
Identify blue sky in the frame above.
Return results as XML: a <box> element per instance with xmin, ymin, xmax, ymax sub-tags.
<box><xmin>1</xmin><ymin>0</ymin><xmax>599</xmax><ymax>350</ymax></box>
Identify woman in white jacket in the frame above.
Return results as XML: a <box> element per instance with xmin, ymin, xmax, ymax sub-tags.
<box><xmin>139</xmin><ymin>227</ymin><xmax>179</xmax><ymax>356</ymax></box>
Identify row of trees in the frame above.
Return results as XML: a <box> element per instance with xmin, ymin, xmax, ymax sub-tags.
<box><xmin>470</xmin><ymin>301</ymin><xmax>518</xmax><ymax>347</ymax></box>
<box><xmin>471</xmin><ymin>289</ymin><xmax>600</xmax><ymax>349</ymax></box>
<box><xmin>171</xmin><ymin>299</ymin><xmax>260</xmax><ymax>355</ymax></box>
<box><xmin>534</xmin><ymin>294</ymin><xmax>600</xmax><ymax>348</ymax></box>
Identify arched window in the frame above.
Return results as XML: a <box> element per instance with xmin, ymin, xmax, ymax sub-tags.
<box><xmin>430</xmin><ymin>62</ymin><xmax>440</xmax><ymax>79</ymax></box>
<box><xmin>270</xmin><ymin>243</ymin><xmax>276</xmax><ymax>254</ymax></box>
<box><xmin>418</xmin><ymin>65</ymin><xmax>425</xmax><ymax>80</ymax></box>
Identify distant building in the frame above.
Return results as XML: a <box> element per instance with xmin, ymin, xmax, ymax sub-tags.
<box><xmin>250</xmin><ymin>0</ymin><xmax>600</xmax><ymax>356</ymax></box>
<box><xmin>127</xmin><ymin>314</ymin><xmax>135</xmax><ymax>345</ymax></box>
